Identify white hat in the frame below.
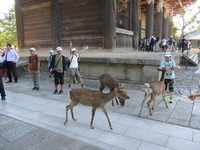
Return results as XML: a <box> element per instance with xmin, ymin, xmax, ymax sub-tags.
<box><xmin>49</xmin><ymin>50</ymin><xmax>54</xmax><ymax>53</ymax></box>
<box><xmin>164</xmin><ymin>52</ymin><xmax>171</xmax><ymax>57</ymax></box>
<box><xmin>72</xmin><ymin>48</ymin><xmax>77</xmax><ymax>52</ymax></box>
<box><xmin>56</xmin><ymin>47</ymin><xmax>62</xmax><ymax>51</ymax></box>
<box><xmin>30</xmin><ymin>47</ymin><xmax>36</xmax><ymax>51</ymax></box>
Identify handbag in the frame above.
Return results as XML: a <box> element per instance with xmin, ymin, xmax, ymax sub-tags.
<box><xmin>67</xmin><ymin>56</ymin><xmax>73</xmax><ymax>67</ymax></box>
<box><xmin>50</xmin><ymin>56</ymin><xmax>61</xmax><ymax>74</ymax></box>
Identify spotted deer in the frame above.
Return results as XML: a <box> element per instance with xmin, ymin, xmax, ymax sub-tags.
<box><xmin>64</xmin><ymin>84</ymin><xmax>129</xmax><ymax>130</ymax></box>
<box><xmin>139</xmin><ymin>68</ymin><xmax>168</xmax><ymax>116</ymax></box>
<box><xmin>98</xmin><ymin>73</ymin><xmax>126</xmax><ymax>106</ymax></box>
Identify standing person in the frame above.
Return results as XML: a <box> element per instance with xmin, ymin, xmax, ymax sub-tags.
<box><xmin>50</xmin><ymin>47</ymin><xmax>66</xmax><ymax>94</ymax></box>
<box><xmin>48</xmin><ymin>50</ymin><xmax>54</xmax><ymax>77</ymax></box>
<box><xmin>28</xmin><ymin>47</ymin><xmax>40</xmax><ymax>91</ymax></box>
<box><xmin>181</xmin><ymin>35</ymin><xmax>186</xmax><ymax>53</ymax></box>
<box><xmin>161</xmin><ymin>52</ymin><xmax>180</xmax><ymax>103</ymax></box>
<box><xmin>0</xmin><ymin>55</ymin><xmax>6</xmax><ymax>100</ymax></box>
<box><xmin>149</xmin><ymin>34</ymin><xmax>156</xmax><ymax>52</ymax></box>
<box><xmin>161</xmin><ymin>37</ymin><xmax>167</xmax><ymax>52</ymax></box>
<box><xmin>68</xmin><ymin>41</ymin><xmax>88</xmax><ymax>88</ymax></box>
<box><xmin>4</xmin><ymin>44</ymin><xmax>19</xmax><ymax>83</ymax></box>
<box><xmin>167</xmin><ymin>36</ymin><xmax>173</xmax><ymax>52</ymax></box>
<box><xmin>1</xmin><ymin>48</ymin><xmax>7</xmax><ymax>79</ymax></box>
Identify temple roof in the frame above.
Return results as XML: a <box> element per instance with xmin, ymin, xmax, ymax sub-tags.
<box><xmin>139</xmin><ymin>0</ymin><xmax>197</xmax><ymax>15</ymax></box>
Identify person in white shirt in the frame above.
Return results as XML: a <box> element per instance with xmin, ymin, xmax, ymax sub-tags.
<box><xmin>68</xmin><ymin>41</ymin><xmax>88</xmax><ymax>88</ymax></box>
<box><xmin>4</xmin><ymin>44</ymin><xmax>19</xmax><ymax>83</ymax></box>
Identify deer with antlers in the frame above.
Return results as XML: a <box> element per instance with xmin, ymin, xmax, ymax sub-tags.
<box><xmin>64</xmin><ymin>84</ymin><xmax>129</xmax><ymax>130</ymax></box>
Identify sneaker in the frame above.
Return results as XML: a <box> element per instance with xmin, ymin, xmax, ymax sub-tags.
<box><xmin>53</xmin><ymin>90</ymin><xmax>58</xmax><ymax>94</ymax></box>
<box><xmin>169</xmin><ymin>97</ymin><xmax>173</xmax><ymax>103</ymax></box>
<box><xmin>68</xmin><ymin>85</ymin><xmax>71</xmax><ymax>88</ymax></box>
<box><xmin>81</xmin><ymin>84</ymin><xmax>84</xmax><ymax>88</ymax></box>
<box><xmin>58</xmin><ymin>90</ymin><xmax>63</xmax><ymax>95</ymax></box>
<box><xmin>2</xmin><ymin>96</ymin><xmax>6</xmax><ymax>101</ymax></box>
<box><xmin>163</xmin><ymin>96</ymin><xmax>167</xmax><ymax>101</ymax></box>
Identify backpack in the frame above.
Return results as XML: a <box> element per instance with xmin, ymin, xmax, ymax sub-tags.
<box><xmin>150</xmin><ymin>37</ymin><xmax>155</xmax><ymax>43</ymax></box>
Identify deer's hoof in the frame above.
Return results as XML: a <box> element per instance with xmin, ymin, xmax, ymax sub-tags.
<box><xmin>73</xmin><ymin>118</ymin><xmax>77</xmax><ymax>121</ymax></box>
<box><xmin>110</xmin><ymin>127</ymin><xmax>113</xmax><ymax>130</ymax></box>
<box><xmin>91</xmin><ymin>126</ymin><xmax>94</xmax><ymax>129</ymax></box>
<box><xmin>64</xmin><ymin>121</ymin><xmax>67</xmax><ymax>125</ymax></box>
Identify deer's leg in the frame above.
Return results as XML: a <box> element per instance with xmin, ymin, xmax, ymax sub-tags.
<box><xmin>151</xmin><ymin>95</ymin><xmax>157</xmax><ymax>110</ymax></box>
<box><xmin>162</xmin><ymin>87</ymin><xmax>168</xmax><ymax>108</ymax></box>
<box><xmin>112</xmin><ymin>100</ymin><xmax>114</xmax><ymax>107</ymax></box>
<box><xmin>101</xmin><ymin>107</ymin><xmax>113</xmax><ymax>130</ymax></box>
<box><xmin>115</xmin><ymin>97</ymin><xmax>119</xmax><ymax>105</ymax></box>
<box><xmin>90</xmin><ymin>107</ymin><xmax>97</xmax><ymax>129</ymax></box>
<box><xmin>147</xmin><ymin>96</ymin><xmax>154</xmax><ymax>115</ymax></box>
<box><xmin>64</xmin><ymin>105</ymin><xmax>70</xmax><ymax>125</ymax></box>
<box><xmin>118</xmin><ymin>97</ymin><xmax>125</xmax><ymax>106</ymax></box>
<box><xmin>139</xmin><ymin>90</ymin><xmax>150</xmax><ymax>116</ymax></box>
<box><xmin>70</xmin><ymin>108</ymin><xmax>77</xmax><ymax>121</ymax></box>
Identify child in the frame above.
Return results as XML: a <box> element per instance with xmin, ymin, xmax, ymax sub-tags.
<box><xmin>161</xmin><ymin>52</ymin><xmax>180</xmax><ymax>103</ymax></box>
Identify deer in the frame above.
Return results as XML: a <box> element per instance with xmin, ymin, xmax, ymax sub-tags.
<box><xmin>98</xmin><ymin>73</ymin><xmax>126</xmax><ymax>106</ymax></box>
<box><xmin>64</xmin><ymin>84</ymin><xmax>129</xmax><ymax>130</ymax></box>
<box><xmin>139</xmin><ymin>68</ymin><xmax>168</xmax><ymax>116</ymax></box>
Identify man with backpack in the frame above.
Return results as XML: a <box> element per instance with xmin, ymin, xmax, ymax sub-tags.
<box><xmin>149</xmin><ymin>34</ymin><xmax>156</xmax><ymax>52</ymax></box>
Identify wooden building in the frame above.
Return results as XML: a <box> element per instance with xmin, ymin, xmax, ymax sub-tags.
<box><xmin>15</xmin><ymin>0</ymin><xmax>196</xmax><ymax>51</ymax></box>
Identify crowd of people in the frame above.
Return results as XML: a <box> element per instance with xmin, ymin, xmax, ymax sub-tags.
<box><xmin>138</xmin><ymin>34</ymin><xmax>192</xmax><ymax>53</ymax></box>
<box><xmin>0</xmin><ymin>40</ymin><xmax>199</xmax><ymax>103</ymax></box>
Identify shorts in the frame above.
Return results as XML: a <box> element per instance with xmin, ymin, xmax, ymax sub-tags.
<box><xmin>165</xmin><ymin>79</ymin><xmax>174</xmax><ymax>92</ymax></box>
<box><xmin>68</xmin><ymin>68</ymin><xmax>80</xmax><ymax>76</ymax></box>
<box><xmin>54</xmin><ymin>71</ymin><xmax>64</xmax><ymax>85</ymax></box>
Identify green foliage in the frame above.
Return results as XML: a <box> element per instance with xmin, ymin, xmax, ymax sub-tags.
<box><xmin>0</xmin><ymin>6</ymin><xmax>17</xmax><ymax>48</ymax></box>
<box><xmin>173</xmin><ymin>4</ymin><xmax>200</xmax><ymax>38</ymax></box>
<box><xmin>172</xmin><ymin>22</ymin><xmax>179</xmax><ymax>39</ymax></box>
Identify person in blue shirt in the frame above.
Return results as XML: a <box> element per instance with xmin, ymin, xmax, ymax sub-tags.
<box><xmin>161</xmin><ymin>52</ymin><xmax>180</xmax><ymax>103</ymax></box>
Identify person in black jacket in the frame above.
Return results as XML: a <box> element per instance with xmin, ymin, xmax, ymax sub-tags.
<box><xmin>50</xmin><ymin>47</ymin><xmax>66</xmax><ymax>95</ymax></box>
<box><xmin>0</xmin><ymin>56</ymin><xmax>6</xmax><ymax>100</ymax></box>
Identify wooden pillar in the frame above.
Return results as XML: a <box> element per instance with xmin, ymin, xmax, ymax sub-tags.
<box><xmin>15</xmin><ymin>0</ymin><xmax>24</xmax><ymax>50</ymax></box>
<box><xmin>162</xmin><ymin>8</ymin><xmax>170</xmax><ymax>38</ymax></box>
<box><xmin>169</xmin><ymin>12</ymin><xmax>173</xmax><ymax>37</ymax></box>
<box><xmin>154</xmin><ymin>0</ymin><xmax>163</xmax><ymax>40</ymax></box>
<box><xmin>132</xmin><ymin>0</ymin><xmax>139</xmax><ymax>50</ymax></box>
<box><xmin>145</xmin><ymin>0</ymin><xmax>154</xmax><ymax>39</ymax></box>
<box><xmin>51</xmin><ymin>0</ymin><xmax>61</xmax><ymax>49</ymax></box>
<box><xmin>103</xmin><ymin>0</ymin><xmax>116</xmax><ymax>50</ymax></box>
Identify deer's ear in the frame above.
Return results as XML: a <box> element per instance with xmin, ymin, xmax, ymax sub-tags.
<box><xmin>120</xmin><ymin>83</ymin><xmax>125</xmax><ymax>87</ymax></box>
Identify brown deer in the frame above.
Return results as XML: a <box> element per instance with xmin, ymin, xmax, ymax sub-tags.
<box><xmin>98</xmin><ymin>73</ymin><xmax>126</xmax><ymax>106</ymax></box>
<box><xmin>64</xmin><ymin>84</ymin><xmax>129</xmax><ymax>130</ymax></box>
<box><xmin>139</xmin><ymin>68</ymin><xmax>168</xmax><ymax>116</ymax></box>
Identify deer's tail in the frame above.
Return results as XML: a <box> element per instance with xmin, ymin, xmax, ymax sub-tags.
<box><xmin>144</xmin><ymin>83</ymin><xmax>152</xmax><ymax>95</ymax></box>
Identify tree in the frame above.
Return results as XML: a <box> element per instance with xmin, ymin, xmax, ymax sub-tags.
<box><xmin>173</xmin><ymin>4</ymin><xmax>200</xmax><ymax>38</ymax></box>
<box><xmin>0</xmin><ymin>6</ymin><xmax>17</xmax><ymax>48</ymax></box>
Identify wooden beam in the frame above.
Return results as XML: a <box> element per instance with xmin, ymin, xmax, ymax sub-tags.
<box><xmin>178</xmin><ymin>0</ymin><xmax>183</xmax><ymax>7</ymax></box>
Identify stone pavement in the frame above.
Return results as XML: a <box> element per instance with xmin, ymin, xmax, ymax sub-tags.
<box><xmin>1</xmin><ymin>65</ymin><xmax>200</xmax><ymax>149</ymax></box>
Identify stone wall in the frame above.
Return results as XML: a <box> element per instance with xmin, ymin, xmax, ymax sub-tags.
<box><xmin>16</xmin><ymin>53</ymin><xmax>181</xmax><ymax>84</ymax></box>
